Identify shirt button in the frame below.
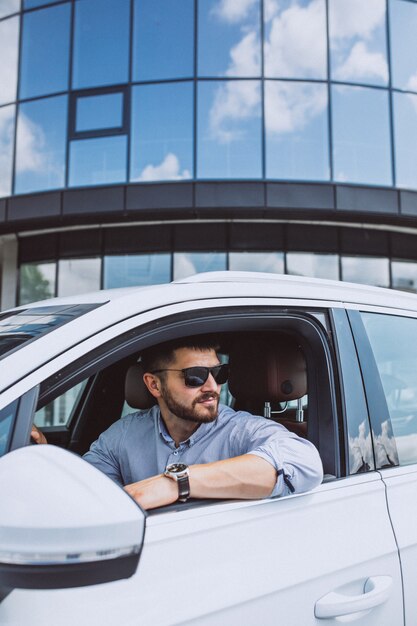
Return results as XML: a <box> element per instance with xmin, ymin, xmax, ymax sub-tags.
<box><xmin>173</xmin><ymin>450</ymin><xmax>178</xmax><ymax>456</ymax></box>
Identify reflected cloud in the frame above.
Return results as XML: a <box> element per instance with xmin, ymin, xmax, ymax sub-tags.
<box><xmin>230</xmin><ymin>252</ymin><xmax>284</xmax><ymax>273</ymax></box>
<box><xmin>0</xmin><ymin>106</ymin><xmax>15</xmax><ymax>197</ymax></box>
<box><xmin>265</xmin><ymin>81</ymin><xmax>327</xmax><ymax>135</ymax></box>
<box><xmin>226</xmin><ymin>30</ymin><xmax>260</xmax><ymax>77</ymax></box>
<box><xmin>211</xmin><ymin>0</ymin><xmax>258</xmax><ymax>24</ymax></box>
<box><xmin>330</xmin><ymin>0</ymin><xmax>385</xmax><ymax>40</ymax></box>
<box><xmin>334</xmin><ymin>41</ymin><xmax>387</xmax><ymax>83</ymax></box>
<box><xmin>264</xmin><ymin>0</ymin><xmax>326</xmax><ymax>78</ymax></box>
<box><xmin>374</xmin><ymin>420</ymin><xmax>399</xmax><ymax>467</ymax></box>
<box><xmin>209</xmin><ymin>81</ymin><xmax>260</xmax><ymax>143</ymax></box>
<box><xmin>349</xmin><ymin>419</ymin><xmax>374</xmax><ymax>473</ymax></box>
<box><xmin>16</xmin><ymin>113</ymin><xmax>47</xmax><ymax>173</ymax></box>
<box><xmin>138</xmin><ymin>153</ymin><xmax>191</xmax><ymax>182</ymax></box>
<box><xmin>0</xmin><ymin>16</ymin><xmax>19</xmax><ymax>105</ymax></box>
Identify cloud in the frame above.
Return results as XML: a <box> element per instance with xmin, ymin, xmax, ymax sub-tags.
<box><xmin>264</xmin><ymin>0</ymin><xmax>327</xmax><ymax>78</ymax></box>
<box><xmin>0</xmin><ymin>105</ymin><xmax>15</xmax><ymax>196</ymax></box>
<box><xmin>15</xmin><ymin>112</ymin><xmax>47</xmax><ymax>173</ymax></box>
<box><xmin>226</xmin><ymin>30</ymin><xmax>260</xmax><ymax>77</ymax></box>
<box><xmin>138</xmin><ymin>153</ymin><xmax>191</xmax><ymax>182</ymax></box>
<box><xmin>333</xmin><ymin>41</ymin><xmax>388</xmax><ymax>83</ymax></box>
<box><xmin>406</xmin><ymin>73</ymin><xmax>417</xmax><ymax>93</ymax></box>
<box><xmin>265</xmin><ymin>81</ymin><xmax>327</xmax><ymax>135</ymax></box>
<box><xmin>348</xmin><ymin>420</ymin><xmax>374</xmax><ymax>473</ymax></box>
<box><xmin>329</xmin><ymin>0</ymin><xmax>385</xmax><ymax>41</ymax></box>
<box><xmin>209</xmin><ymin>81</ymin><xmax>260</xmax><ymax>143</ymax></box>
<box><xmin>211</xmin><ymin>0</ymin><xmax>258</xmax><ymax>24</ymax></box>
<box><xmin>0</xmin><ymin>15</ymin><xmax>19</xmax><ymax>105</ymax></box>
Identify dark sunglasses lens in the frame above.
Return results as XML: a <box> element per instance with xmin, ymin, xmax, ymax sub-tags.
<box><xmin>214</xmin><ymin>364</ymin><xmax>229</xmax><ymax>384</ymax></box>
<box><xmin>184</xmin><ymin>367</ymin><xmax>207</xmax><ymax>387</ymax></box>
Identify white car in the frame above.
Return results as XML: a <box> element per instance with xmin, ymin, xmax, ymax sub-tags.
<box><xmin>1</xmin><ymin>271</ymin><xmax>416</xmax><ymax>626</ymax></box>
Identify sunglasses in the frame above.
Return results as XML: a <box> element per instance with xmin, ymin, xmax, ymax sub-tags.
<box><xmin>151</xmin><ymin>363</ymin><xmax>229</xmax><ymax>388</ymax></box>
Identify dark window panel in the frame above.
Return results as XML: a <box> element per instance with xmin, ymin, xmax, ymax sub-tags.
<box><xmin>59</xmin><ymin>230</ymin><xmax>102</xmax><ymax>258</ymax></box>
<box><xmin>18</xmin><ymin>233</ymin><xmax>58</xmax><ymax>263</ymax></box>
<box><xmin>19</xmin><ymin>3</ymin><xmax>70</xmax><ymax>99</ymax></box>
<box><xmin>391</xmin><ymin>233</ymin><xmax>417</xmax><ymax>261</ymax></box>
<box><xmin>104</xmin><ymin>226</ymin><xmax>172</xmax><ymax>254</ymax></box>
<box><xmin>340</xmin><ymin>228</ymin><xmax>389</xmax><ymax>256</ymax></box>
<box><xmin>229</xmin><ymin>222</ymin><xmax>284</xmax><ymax>250</ymax></box>
<box><xmin>286</xmin><ymin>225</ymin><xmax>338</xmax><ymax>253</ymax></box>
<box><xmin>173</xmin><ymin>223</ymin><xmax>227</xmax><ymax>251</ymax></box>
<box><xmin>133</xmin><ymin>0</ymin><xmax>194</xmax><ymax>81</ymax></box>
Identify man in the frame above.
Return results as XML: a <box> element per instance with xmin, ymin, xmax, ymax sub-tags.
<box><xmin>33</xmin><ymin>337</ymin><xmax>323</xmax><ymax>510</ymax></box>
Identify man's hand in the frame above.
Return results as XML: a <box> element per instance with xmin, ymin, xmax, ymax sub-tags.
<box><xmin>124</xmin><ymin>474</ymin><xmax>178</xmax><ymax>510</ymax></box>
<box><xmin>31</xmin><ymin>425</ymin><xmax>48</xmax><ymax>444</ymax></box>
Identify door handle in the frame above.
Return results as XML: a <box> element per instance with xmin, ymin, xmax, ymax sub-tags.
<box><xmin>315</xmin><ymin>575</ymin><xmax>393</xmax><ymax>619</ymax></box>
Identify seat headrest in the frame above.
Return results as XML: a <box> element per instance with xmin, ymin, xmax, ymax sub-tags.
<box><xmin>125</xmin><ymin>363</ymin><xmax>156</xmax><ymax>410</ymax></box>
<box><xmin>228</xmin><ymin>335</ymin><xmax>307</xmax><ymax>402</ymax></box>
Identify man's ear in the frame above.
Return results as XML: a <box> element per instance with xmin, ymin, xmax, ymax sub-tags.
<box><xmin>143</xmin><ymin>372</ymin><xmax>162</xmax><ymax>398</ymax></box>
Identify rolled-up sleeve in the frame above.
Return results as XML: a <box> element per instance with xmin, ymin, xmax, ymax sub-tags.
<box><xmin>83</xmin><ymin>419</ymin><xmax>128</xmax><ymax>485</ymax></box>
<box><xmin>232</xmin><ymin>414</ymin><xmax>324</xmax><ymax>497</ymax></box>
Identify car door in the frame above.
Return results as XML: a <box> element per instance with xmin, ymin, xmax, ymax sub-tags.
<box><xmin>0</xmin><ymin>301</ymin><xmax>405</xmax><ymax>625</ymax></box>
<box><xmin>349</xmin><ymin>307</ymin><xmax>417</xmax><ymax>626</ymax></box>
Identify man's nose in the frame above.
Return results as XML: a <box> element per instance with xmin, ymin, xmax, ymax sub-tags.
<box><xmin>201</xmin><ymin>372</ymin><xmax>218</xmax><ymax>391</ymax></box>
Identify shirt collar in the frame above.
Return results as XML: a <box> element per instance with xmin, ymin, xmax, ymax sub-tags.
<box><xmin>154</xmin><ymin>405</ymin><xmax>220</xmax><ymax>447</ymax></box>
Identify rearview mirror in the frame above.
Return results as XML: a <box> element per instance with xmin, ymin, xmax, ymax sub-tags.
<box><xmin>0</xmin><ymin>445</ymin><xmax>145</xmax><ymax>591</ymax></box>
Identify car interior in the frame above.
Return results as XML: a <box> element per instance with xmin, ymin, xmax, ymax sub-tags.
<box><xmin>33</xmin><ymin>307</ymin><xmax>341</xmax><ymax>507</ymax></box>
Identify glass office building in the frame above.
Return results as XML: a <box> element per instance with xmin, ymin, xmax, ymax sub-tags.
<box><xmin>1</xmin><ymin>0</ymin><xmax>417</xmax><ymax>308</ymax></box>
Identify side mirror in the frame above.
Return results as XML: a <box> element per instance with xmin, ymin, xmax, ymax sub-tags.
<box><xmin>0</xmin><ymin>445</ymin><xmax>145</xmax><ymax>591</ymax></box>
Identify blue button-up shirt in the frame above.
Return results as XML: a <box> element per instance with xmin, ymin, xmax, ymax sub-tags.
<box><xmin>83</xmin><ymin>404</ymin><xmax>323</xmax><ymax>497</ymax></box>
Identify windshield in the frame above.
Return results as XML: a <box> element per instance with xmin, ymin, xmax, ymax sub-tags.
<box><xmin>0</xmin><ymin>304</ymin><xmax>103</xmax><ymax>360</ymax></box>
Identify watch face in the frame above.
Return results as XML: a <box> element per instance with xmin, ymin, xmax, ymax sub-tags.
<box><xmin>166</xmin><ymin>463</ymin><xmax>188</xmax><ymax>474</ymax></box>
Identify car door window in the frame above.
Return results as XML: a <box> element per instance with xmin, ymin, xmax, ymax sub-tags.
<box><xmin>0</xmin><ymin>400</ymin><xmax>18</xmax><ymax>457</ymax></box>
<box><xmin>34</xmin><ymin>379</ymin><xmax>89</xmax><ymax>427</ymax></box>
<box><xmin>361</xmin><ymin>312</ymin><xmax>417</xmax><ymax>466</ymax></box>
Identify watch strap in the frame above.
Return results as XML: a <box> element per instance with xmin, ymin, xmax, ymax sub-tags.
<box><xmin>177</xmin><ymin>474</ymin><xmax>190</xmax><ymax>502</ymax></box>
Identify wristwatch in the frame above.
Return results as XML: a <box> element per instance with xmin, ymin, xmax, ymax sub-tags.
<box><xmin>164</xmin><ymin>463</ymin><xmax>190</xmax><ymax>502</ymax></box>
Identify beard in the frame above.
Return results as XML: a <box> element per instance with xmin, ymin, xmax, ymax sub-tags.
<box><xmin>160</xmin><ymin>385</ymin><xmax>220</xmax><ymax>424</ymax></box>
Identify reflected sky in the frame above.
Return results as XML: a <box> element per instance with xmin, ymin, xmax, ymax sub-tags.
<box><xmin>287</xmin><ymin>253</ymin><xmax>339</xmax><ymax>280</ymax></box>
<box><xmin>264</xmin><ymin>0</ymin><xmax>326</xmax><ymax>79</ymax></box>
<box><xmin>57</xmin><ymin>258</ymin><xmax>101</xmax><ymax>297</ymax></box>
<box><xmin>19</xmin><ymin>3</ymin><xmax>70</xmax><ymax>99</ymax></box>
<box><xmin>133</xmin><ymin>0</ymin><xmax>194</xmax><ymax>81</ymax></box>
<box><xmin>265</xmin><ymin>81</ymin><xmax>329</xmax><ymax>180</ymax></box>
<box><xmin>19</xmin><ymin>262</ymin><xmax>56</xmax><ymax>305</ymax></box>
<box><xmin>198</xmin><ymin>80</ymin><xmax>262</xmax><ymax>178</ymax></box>
<box><xmin>76</xmin><ymin>92</ymin><xmax>123</xmax><ymax>133</ymax></box>
<box><xmin>389</xmin><ymin>0</ymin><xmax>417</xmax><ymax>92</ymax></box>
<box><xmin>0</xmin><ymin>105</ymin><xmax>15</xmax><ymax>198</ymax></box>
<box><xmin>130</xmin><ymin>82</ymin><xmax>193</xmax><ymax>182</ymax></box>
<box><xmin>0</xmin><ymin>0</ymin><xmax>19</xmax><ymax>17</ymax></box>
<box><xmin>69</xmin><ymin>136</ymin><xmax>127</xmax><ymax>187</ymax></box>
<box><xmin>329</xmin><ymin>0</ymin><xmax>387</xmax><ymax>86</ymax></box>
<box><xmin>229</xmin><ymin>251</ymin><xmax>284</xmax><ymax>273</ymax></box>
<box><xmin>104</xmin><ymin>254</ymin><xmax>171</xmax><ymax>289</ymax></box>
<box><xmin>198</xmin><ymin>0</ymin><xmax>261</xmax><ymax>77</ymax></box>
<box><xmin>15</xmin><ymin>95</ymin><xmax>67</xmax><ymax>194</ymax></box>
<box><xmin>174</xmin><ymin>252</ymin><xmax>227</xmax><ymax>280</ymax></box>
<box><xmin>341</xmin><ymin>256</ymin><xmax>389</xmax><ymax>287</ymax></box>
<box><xmin>72</xmin><ymin>0</ymin><xmax>130</xmax><ymax>89</ymax></box>
<box><xmin>393</xmin><ymin>92</ymin><xmax>417</xmax><ymax>191</ymax></box>
<box><xmin>332</xmin><ymin>85</ymin><xmax>391</xmax><ymax>185</ymax></box>
<box><xmin>0</xmin><ymin>15</ymin><xmax>19</xmax><ymax>106</ymax></box>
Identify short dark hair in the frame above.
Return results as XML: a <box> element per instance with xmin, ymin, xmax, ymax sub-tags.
<box><xmin>141</xmin><ymin>335</ymin><xmax>220</xmax><ymax>373</ymax></box>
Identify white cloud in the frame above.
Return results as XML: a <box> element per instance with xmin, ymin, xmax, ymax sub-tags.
<box><xmin>264</xmin><ymin>0</ymin><xmax>327</xmax><ymax>79</ymax></box>
<box><xmin>0</xmin><ymin>16</ymin><xmax>19</xmax><ymax>105</ymax></box>
<box><xmin>15</xmin><ymin>113</ymin><xmax>47</xmax><ymax>173</ymax></box>
<box><xmin>329</xmin><ymin>0</ymin><xmax>385</xmax><ymax>41</ymax></box>
<box><xmin>226</xmin><ymin>31</ymin><xmax>260</xmax><ymax>77</ymax></box>
<box><xmin>209</xmin><ymin>81</ymin><xmax>260</xmax><ymax>143</ymax></box>
<box><xmin>265</xmin><ymin>81</ymin><xmax>327</xmax><ymax>135</ymax></box>
<box><xmin>138</xmin><ymin>153</ymin><xmax>191</xmax><ymax>182</ymax></box>
<box><xmin>0</xmin><ymin>106</ymin><xmax>15</xmax><ymax>197</ymax></box>
<box><xmin>334</xmin><ymin>41</ymin><xmax>388</xmax><ymax>83</ymax></box>
<box><xmin>349</xmin><ymin>420</ymin><xmax>374</xmax><ymax>473</ymax></box>
<box><xmin>211</xmin><ymin>0</ymin><xmax>258</xmax><ymax>24</ymax></box>
<box><xmin>406</xmin><ymin>73</ymin><xmax>417</xmax><ymax>93</ymax></box>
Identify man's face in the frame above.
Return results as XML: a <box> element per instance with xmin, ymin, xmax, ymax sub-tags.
<box><xmin>158</xmin><ymin>347</ymin><xmax>222</xmax><ymax>424</ymax></box>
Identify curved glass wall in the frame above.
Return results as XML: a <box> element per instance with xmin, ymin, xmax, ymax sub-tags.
<box><xmin>2</xmin><ymin>0</ymin><xmax>417</xmax><ymax>197</ymax></box>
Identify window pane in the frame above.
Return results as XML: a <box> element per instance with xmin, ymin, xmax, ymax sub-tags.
<box><xmin>35</xmin><ymin>380</ymin><xmax>88</xmax><ymax>427</ymax></box>
<box><xmin>76</xmin><ymin>92</ymin><xmax>123</xmax><ymax>133</ymax></box>
<box><xmin>72</xmin><ymin>0</ymin><xmax>129</xmax><ymax>89</ymax></box>
<box><xmin>0</xmin><ymin>105</ymin><xmax>15</xmax><ymax>198</ymax></box>
<box><xmin>15</xmin><ymin>95</ymin><xmax>67</xmax><ymax>194</ymax></box>
<box><xmin>198</xmin><ymin>80</ymin><xmax>262</xmax><ymax>178</ymax></box>
<box><xmin>341</xmin><ymin>256</ymin><xmax>389</xmax><ymax>287</ymax></box>
<box><xmin>0</xmin><ymin>400</ymin><xmax>18</xmax><ymax>458</ymax></box>
<box><xmin>24</xmin><ymin>0</ymin><xmax>62</xmax><ymax>7</ymax></box>
<box><xmin>287</xmin><ymin>253</ymin><xmax>339</xmax><ymax>280</ymax></box>
<box><xmin>130</xmin><ymin>82</ymin><xmax>193</xmax><ymax>182</ymax></box>
<box><xmin>133</xmin><ymin>0</ymin><xmax>194</xmax><ymax>81</ymax></box>
<box><xmin>0</xmin><ymin>16</ymin><xmax>19</xmax><ymax>105</ymax></box>
<box><xmin>19</xmin><ymin>262</ymin><xmax>56</xmax><ymax>305</ymax></box>
<box><xmin>393</xmin><ymin>91</ymin><xmax>417</xmax><ymax>190</ymax></box>
<box><xmin>69</xmin><ymin>136</ymin><xmax>127</xmax><ymax>186</ymax></box>
<box><xmin>173</xmin><ymin>252</ymin><xmax>226</xmax><ymax>280</ymax></box>
<box><xmin>329</xmin><ymin>0</ymin><xmax>387</xmax><ymax>86</ymax></box>
<box><xmin>229</xmin><ymin>252</ymin><xmax>284</xmax><ymax>274</ymax></box>
<box><xmin>361</xmin><ymin>312</ymin><xmax>417</xmax><ymax>466</ymax></box>
<box><xmin>392</xmin><ymin>260</ymin><xmax>417</xmax><ymax>293</ymax></box>
<box><xmin>389</xmin><ymin>0</ymin><xmax>417</xmax><ymax>91</ymax></box>
<box><xmin>332</xmin><ymin>85</ymin><xmax>391</xmax><ymax>185</ymax></box>
<box><xmin>265</xmin><ymin>81</ymin><xmax>329</xmax><ymax>180</ymax></box>
<box><xmin>198</xmin><ymin>0</ymin><xmax>261</xmax><ymax>77</ymax></box>
<box><xmin>0</xmin><ymin>0</ymin><xmax>19</xmax><ymax>17</ymax></box>
<box><xmin>104</xmin><ymin>254</ymin><xmax>171</xmax><ymax>288</ymax></box>
<box><xmin>57</xmin><ymin>258</ymin><xmax>101</xmax><ymax>296</ymax></box>
<box><xmin>19</xmin><ymin>3</ymin><xmax>70</xmax><ymax>99</ymax></box>
<box><xmin>264</xmin><ymin>0</ymin><xmax>326</xmax><ymax>79</ymax></box>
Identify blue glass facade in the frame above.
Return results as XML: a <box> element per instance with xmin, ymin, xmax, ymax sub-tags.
<box><xmin>1</xmin><ymin>0</ymin><xmax>417</xmax><ymax>306</ymax></box>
